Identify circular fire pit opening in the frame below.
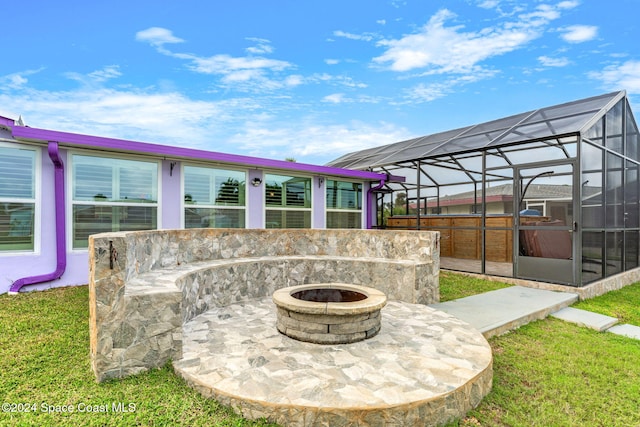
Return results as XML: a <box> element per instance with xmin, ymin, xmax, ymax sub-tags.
<box><xmin>273</xmin><ymin>283</ymin><xmax>387</xmax><ymax>345</ymax></box>
<box><xmin>291</xmin><ymin>288</ymin><xmax>367</xmax><ymax>303</ymax></box>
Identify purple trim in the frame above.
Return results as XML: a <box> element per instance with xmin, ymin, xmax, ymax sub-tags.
<box><xmin>9</xmin><ymin>142</ymin><xmax>66</xmax><ymax>293</ymax></box>
<box><xmin>0</xmin><ymin>116</ymin><xmax>14</xmax><ymax>127</ymax></box>
<box><xmin>11</xmin><ymin>125</ymin><xmax>403</xmax><ymax>182</ymax></box>
<box><xmin>366</xmin><ymin>178</ymin><xmax>387</xmax><ymax>229</ymax></box>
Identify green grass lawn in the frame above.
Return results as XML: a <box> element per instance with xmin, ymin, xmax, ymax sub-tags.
<box><xmin>452</xmin><ymin>280</ymin><xmax>640</xmax><ymax>427</ymax></box>
<box><xmin>0</xmin><ymin>286</ymin><xmax>277</xmax><ymax>427</ymax></box>
<box><xmin>458</xmin><ymin>318</ymin><xmax>640</xmax><ymax>426</ymax></box>
<box><xmin>573</xmin><ymin>283</ymin><xmax>640</xmax><ymax>325</ymax></box>
<box><xmin>1</xmin><ymin>276</ymin><xmax>639</xmax><ymax>426</ymax></box>
<box><xmin>439</xmin><ymin>271</ymin><xmax>512</xmax><ymax>302</ymax></box>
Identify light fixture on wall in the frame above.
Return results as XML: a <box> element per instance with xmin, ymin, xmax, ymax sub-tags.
<box><xmin>251</xmin><ymin>177</ymin><xmax>263</xmax><ymax>187</ymax></box>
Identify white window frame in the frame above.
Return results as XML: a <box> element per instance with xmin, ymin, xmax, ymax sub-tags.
<box><xmin>325</xmin><ymin>178</ymin><xmax>364</xmax><ymax>229</ymax></box>
<box><xmin>0</xmin><ymin>142</ymin><xmax>41</xmax><ymax>255</ymax></box>
<box><xmin>67</xmin><ymin>150</ymin><xmax>161</xmax><ymax>251</ymax></box>
<box><xmin>263</xmin><ymin>172</ymin><xmax>314</xmax><ymax>229</ymax></box>
<box><xmin>525</xmin><ymin>201</ymin><xmax>546</xmax><ymax>216</ymax></box>
<box><xmin>181</xmin><ymin>163</ymin><xmax>248</xmax><ymax>229</ymax></box>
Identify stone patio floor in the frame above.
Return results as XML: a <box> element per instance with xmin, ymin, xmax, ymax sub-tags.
<box><xmin>173</xmin><ymin>298</ymin><xmax>493</xmax><ymax>427</ymax></box>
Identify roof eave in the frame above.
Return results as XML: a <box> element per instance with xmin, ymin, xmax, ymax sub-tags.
<box><xmin>10</xmin><ymin>124</ymin><xmax>398</xmax><ymax>182</ymax></box>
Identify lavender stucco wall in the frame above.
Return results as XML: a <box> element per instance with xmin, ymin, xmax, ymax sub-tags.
<box><xmin>1</xmin><ymin>146</ymin><xmax>373</xmax><ymax>294</ymax></box>
<box><xmin>247</xmin><ymin>169</ymin><xmax>264</xmax><ymax>228</ymax></box>
<box><xmin>313</xmin><ymin>176</ymin><xmax>326</xmax><ymax>229</ymax></box>
<box><xmin>0</xmin><ymin>148</ymin><xmax>88</xmax><ymax>293</ymax></box>
<box><xmin>161</xmin><ymin>160</ymin><xmax>181</xmax><ymax>229</ymax></box>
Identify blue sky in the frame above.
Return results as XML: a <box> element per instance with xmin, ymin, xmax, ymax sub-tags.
<box><xmin>1</xmin><ymin>0</ymin><xmax>639</xmax><ymax>165</ymax></box>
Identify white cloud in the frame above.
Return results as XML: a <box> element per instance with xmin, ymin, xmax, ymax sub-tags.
<box><xmin>401</xmin><ymin>69</ymin><xmax>498</xmax><ymax>104</ymax></box>
<box><xmin>477</xmin><ymin>0</ymin><xmax>500</xmax><ymax>9</ymax></box>
<box><xmin>526</xmin><ymin>4</ymin><xmax>560</xmax><ymax>22</ymax></box>
<box><xmin>0</xmin><ymin>69</ymin><xmax>261</xmax><ymax>149</ymax></box>
<box><xmin>322</xmin><ymin>93</ymin><xmax>383</xmax><ymax>104</ymax></box>
<box><xmin>557</xmin><ymin>1</ymin><xmax>580</xmax><ymax>10</ymax></box>
<box><xmin>373</xmin><ymin>4</ymin><xmax>563</xmax><ymax>74</ymax></box>
<box><xmin>136</xmin><ymin>27</ymin><xmax>299</xmax><ymax>93</ymax></box>
<box><xmin>538</xmin><ymin>55</ymin><xmax>570</xmax><ymax>67</ymax></box>
<box><xmin>188</xmin><ymin>54</ymin><xmax>291</xmax><ymax>75</ymax></box>
<box><xmin>65</xmin><ymin>65</ymin><xmax>123</xmax><ymax>86</ymax></box>
<box><xmin>135</xmin><ymin>28</ymin><xmax>363</xmax><ymax>96</ymax></box>
<box><xmin>310</xmin><ymin>73</ymin><xmax>367</xmax><ymax>88</ymax></box>
<box><xmin>245</xmin><ymin>37</ymin><xmax>274</xmax><ymax>54</ymax></box>
<box><xmin>323</xmin><ymin>93</ymin><xmax>345</xmax><ymax>103</ymax></box>
<box><xmin>377</xmin><ymin>19</ymin><xmax>386</xmax><ymax>25</ymax></box>
<box><xmin>284</xmin><ymin>75</ymin><xmax>304</xmax><ymax>87</ymax></box>
<box><xmin>474</xmin><ymin>0</ymin><xmax>530</xmax><ymax>17</ymax></box>
<box><xmin>325</xmin><ymin>59</ymin><xmax>340</xmax><ymax>65</ymax></box>
<box><xmin>0</xmin><ymin>71</ymin><xmax>32</xmax><ymax>90</ymax></box>
<box><xmin>89</xmin><ymin>66</ymin><xmax>122</xmax><ymax>81</ymax></box>
<box><xmin>333</xmin><ymin>30</ymin><xmax>376</xmax><ymax>42</ymax></box>
<box><xmin>559</xmin><ymin>25</ymin><xmax>598</xmax><ymax>43</ymax></box>
<box><xmin>404</xmin><ymin>82</ymin><xmax>450</xmax><ymax>103</ymax></box>
<box><xmin>135</xmin><ymin>27</ymin><xmax>184</xmax><ymax>47</ymax></box>
<box><xmin>220</xmin><ymin>68</ymin><xmax>263</xmax><ymax>83</ymax></box>
<box><xmin>232</xmin><ymin>120</ymin><xmax>411</xmax><ymax>161</ymax></box>
<box><xmin>0</xmin><ymin>67</ymin><xmax>388</xmax><ymax>163</ymax></box>
<box><xmin>589</xmin><ymin>60</ymin><xmax>640</xmax><ymax>94</ymax></box>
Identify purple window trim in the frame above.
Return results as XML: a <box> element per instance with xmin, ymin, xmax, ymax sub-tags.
<box><xmin>9</xmin><ymin>141</ymin><xmax>66</xmax><ymax>293</ymax></box>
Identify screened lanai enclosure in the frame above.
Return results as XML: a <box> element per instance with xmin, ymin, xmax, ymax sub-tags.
<box><xmin>329</xmin><ymin>91</ymin><xmax>640</xmax><ymax>287</ymax></box>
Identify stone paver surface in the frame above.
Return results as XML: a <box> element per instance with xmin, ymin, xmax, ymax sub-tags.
<box><xmin>173</xmin><ymin>298</ymin><xmax>493</xmax><ymax>426</ymax></box>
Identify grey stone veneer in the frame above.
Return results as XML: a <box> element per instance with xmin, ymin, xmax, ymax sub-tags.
<box><xmin>89</xmin><ymin>228</ymin><xmax>439</xmax><ymax>382</ymax></box>
<box><xmin>273</xmin><ymin>283</ymin><xmax>387</xmax><ymax>344</ymax></box>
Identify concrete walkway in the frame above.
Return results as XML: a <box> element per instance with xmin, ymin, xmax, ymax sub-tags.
<box><xmin>551</xmin><ymin>307</ymin><xmax>640</xmax><ymax>339</ymax></box>
<box><xmin>430</xmin><ymin>285</ymin><xmax>640</xmax><ymax>340</ymax></box>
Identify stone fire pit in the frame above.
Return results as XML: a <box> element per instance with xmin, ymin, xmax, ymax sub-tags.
<box><xmin>273</xmin><ymin>283</ymin><xmax>387</xmax><ymax>344</ymax></box>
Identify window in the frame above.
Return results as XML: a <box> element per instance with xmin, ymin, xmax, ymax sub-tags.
<box><xmin>265</xmin><ymin>174</ymin><xmax>311</xmax><ymax>228</ymax></box>
<box><xmin>71</xmin><ymin>154</ymin><xmax>158</xmax><ymax>249</ymax></box>
<box><xmin>184</xmin><ymin>166</ymin><xmax>246</xmax><ymax>228</ymax></box>
<box><xmin>0</xmin><ymin>145</ymin><xmax>37</xmax><ymax>252</ymax></box>
<box><xmin>326</xmin><ymin>180</ymin><xmax>362</xmax><ymax>228</ymax></box>
<box><xmin>526</xmin><ymin>204</ymin><xmax>544</xmax><ymax>216</ymax></box>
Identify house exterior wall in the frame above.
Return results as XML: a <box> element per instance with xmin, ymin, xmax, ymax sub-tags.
<box><xmin>161</xmin><ymin>159</ymin><xmax>181</xmax><ymax>229</ymax></box>
<box><xmin>312</xmin><ymin>176</ymin><xmax>326</xmax><ymax>229</ymax></box>
<box><xmin>0</xmin><ymin>138</ymin><xmax>377</xmax><ymax>294</ymax></box>
<box><xmin>2</xmin><ymin>149</ymin><xmax>53</xmax><ymax>292</ymax></box>
<box><xmin>247</xmin><ymin>169</ymin><xmax>265</xmax><ymax>228</ymax></box>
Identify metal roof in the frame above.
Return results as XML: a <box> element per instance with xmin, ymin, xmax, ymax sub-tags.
<box><xmin>328</xmin><ymin>91</ymin><xmax>625</xmax><ymax>170</ymax></box>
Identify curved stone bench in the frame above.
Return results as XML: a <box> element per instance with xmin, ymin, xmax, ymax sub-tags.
<box><xmin>89</xmin><ymin>229</ymin><xmax>439</xmax><ymax>382</ymax></box>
